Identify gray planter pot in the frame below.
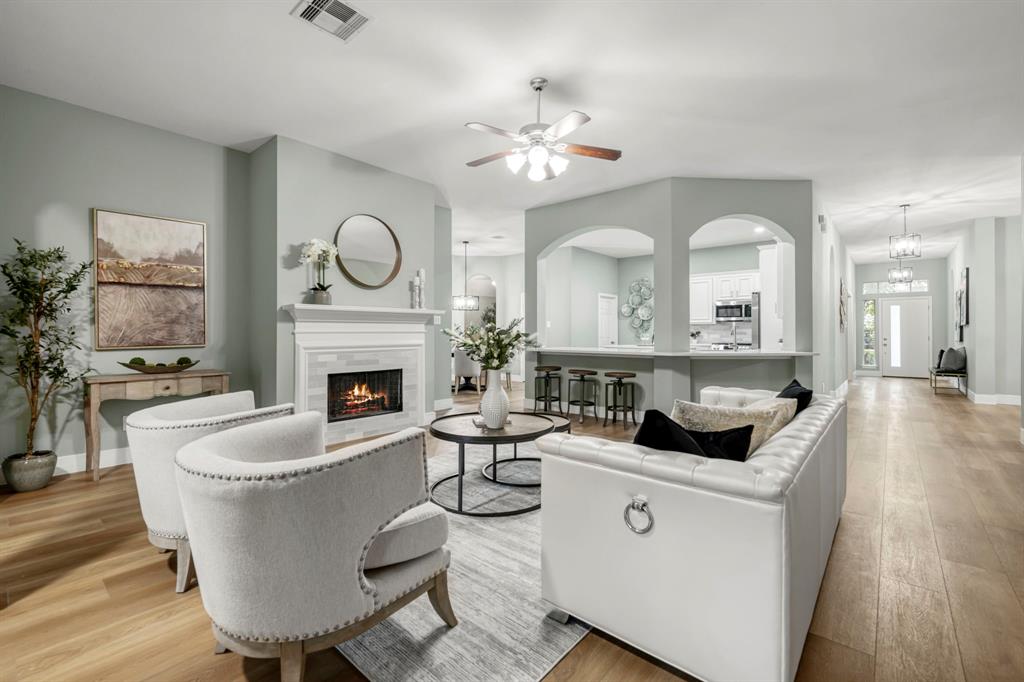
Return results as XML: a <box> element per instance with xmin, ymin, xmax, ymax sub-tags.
<box><xmin>2</xmin><ymin>451</ymin><xmax>57</xmax><ymax>492</ymax></box>
<box><xmin>312</xmin><ymin>289</ymin><xmax>332</xmax><ymax>305</ymax></box>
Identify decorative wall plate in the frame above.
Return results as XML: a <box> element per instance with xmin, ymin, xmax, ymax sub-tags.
<box><xmin>637</xmin><ymin>303</ymin><xmax>654</xmax><ymax>321</ymax></box>
<box><xmin>629</xmin><ymin>281</ymin><xmax>642</xmax><ymax>293</ymax></box>
<box><xmin>640</xmin><ymin>286</ymin><xmax>653</xmax><ymax>300</ymax></box>
<box><xmin>628</xmin><ymin>293</ymin><xmax>642</xmax><ymax>306</ymax></box>
<box><xmin>620</xmin><ymin>276</ymin><xmax>654</xmax><ymax>341</ymax></box>
<box><xmin>620</xmin><ymin>303</ymin><xmax>635</xmax><ymax>317</ymax></box>
<box><xmin>630</xmin><ymin>317</ymin><xmax>643</xmax><ymax>329</ymax></box>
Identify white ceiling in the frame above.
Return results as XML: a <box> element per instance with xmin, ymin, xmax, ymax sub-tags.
<box><xmin>690</xmin><ymin>218</ymin><xmax>776</xmax><ymax>250</ymax></box>
<box><xmin>1</xmin><ymin>1</ymin><xmax>1020</xmax><ymax>263</ymax></box>
<box><xmin>561</xmin><ymin>227</ymin><xmax>655</xmax><ymax>259</ymax></box>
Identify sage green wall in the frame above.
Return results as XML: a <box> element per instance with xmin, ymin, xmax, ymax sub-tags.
<box><xmin>617</xmin><ymin>255</ymin><xmax>654</xmax><ymax>343</ymax></box>
<box><xmin>995</xmin><ymin>217</ymin><xmax>1021</xmax><ymax>397</ymax></box>
<box><xmin>690</xmin><ymin>242</ymin><xmax>769</xmax><ymax>274</ymax></box>
<box><xmin>433</xmin><ymin>206</ymin><xmax>453</xmax><ymax>404</ymax></box>
<box><xmin>248</xmin><ymin>138</ymin><xmax>278</xmax><ymax>404</ymax></box>
<box><xmin>540</xmin><ymin>246</ymin><xmax>573</xmax><ymax>347</ymax></box>
<box><xmin>570</xmin><ymin>247</ymin><xmax>618</xmax><ymax>347</ymax></box>
<box><xmin>0</xmin><ymin>84</ymin><xmax>252</xmax><ymax>471</ymax></box>
<box><xmin>854</xmin><ymin>258</ymin><xmax>948</xmax><ymax>370</ymax></box>
<box><xmin>270</xmin><ymin>136</ymin><xmax>443</xmax><ymax>407</ymax></box>
<box><xmin>526</xmin><ymin>177</ymin><xmax>813</xmax><ymax>411</ymax></box>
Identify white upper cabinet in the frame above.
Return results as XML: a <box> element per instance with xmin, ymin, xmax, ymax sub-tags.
<box><xmin>707</xmin><ymin>270</ymin><xmax>759</xmax><ymax>300</ymax></box>
<box><xmin>689</xmin><ymin>276</ymin><xmax>714</xmax><ymax>324</ymax></box>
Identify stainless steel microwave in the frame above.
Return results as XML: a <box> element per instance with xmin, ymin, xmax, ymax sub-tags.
<box><xmin>714</xmin><ymin>299</ymin><xmax>752</xmax><ymax>322</ymax></box>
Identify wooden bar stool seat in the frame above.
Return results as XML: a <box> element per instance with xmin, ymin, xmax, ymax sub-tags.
<box><xmin>604</xmin><ymin>371</ymin><xmax>638</xmax><ymax>427</ymax></box>
<box><xmin>533</xmin><ymin>366</ymin><xmax>563</xmax><ymax>415</ymax></box>
<box><xmin>567</xmin><ymin>369</ymin><xmax>599</xmax><ymax>424</ymax></box>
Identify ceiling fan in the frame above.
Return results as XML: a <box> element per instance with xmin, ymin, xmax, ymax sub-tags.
<box><xmin>465</xmin><ymin>77</ymin><xmax>622</xmax><ymax>182</ymax></box>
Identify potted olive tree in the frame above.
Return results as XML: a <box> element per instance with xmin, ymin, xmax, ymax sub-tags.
<box><xmin>1</xmin><ymin>240</ymin><xmax>91</xmax><ymax>492</ymax></box>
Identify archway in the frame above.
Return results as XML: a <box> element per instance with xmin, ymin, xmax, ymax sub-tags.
<box><xmin>537</xmin><ymin>226</ymin><xmax>654</xmax><ymax>348</ymax></box>
<box><xmin>688</xmin><ymin>215</ymin><xmax>796</xmax><ymax>350</ymax></box>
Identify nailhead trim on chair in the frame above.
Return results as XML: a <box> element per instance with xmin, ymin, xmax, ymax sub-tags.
<box><xmin>209</xmin><ymin>563</ymin><xmax>450</xmax><ymax>642</ymax></box>
<box><xmin>147</xmin><ymin>526</ymin><xmax>187</xmax><ymax>540</ymax></box>
<box><xmin>126</xmin><ymin>406</ymin><xmax>295</xmax><ymax>432</ymax></box>
<box><xmin>175</xmin><ymin>430</ymin><xmax>424</xmax><ymax>481</ymax></box>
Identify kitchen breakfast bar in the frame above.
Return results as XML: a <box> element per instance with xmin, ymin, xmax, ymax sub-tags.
<box><xmin>525</xmin><ymin>346</ymin><xmax>816</xmax><ymax>417</ymax></box>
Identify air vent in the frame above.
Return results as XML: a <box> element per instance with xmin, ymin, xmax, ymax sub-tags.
<box><xmin>290</xmin><ymin>0</ymin><xmax>370</xmax><ymax>42</ymax></box>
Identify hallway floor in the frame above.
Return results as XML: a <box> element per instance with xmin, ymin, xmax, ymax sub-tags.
<box><xmin>1</xmin><ymin>378</ymin><xmax>1020</xmax><ymax>681</ymax></box>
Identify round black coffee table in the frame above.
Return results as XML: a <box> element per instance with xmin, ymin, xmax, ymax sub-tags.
<box><xmin>429</xmin><ymin>412</ymin><xmax>566</xmax><ymax>517</ymax></box>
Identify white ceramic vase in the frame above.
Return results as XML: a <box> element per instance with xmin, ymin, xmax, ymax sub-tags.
<box><xmin>479</xmin><ymin>369</ymin><xmax>510</xmax><ymax>429</ymax></box>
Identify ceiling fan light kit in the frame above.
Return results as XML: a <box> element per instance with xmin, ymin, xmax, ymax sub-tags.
<box><xmin>465</xmin><ymin>76</ymin><xmax>621</xmax><ymax>182</ymax></box>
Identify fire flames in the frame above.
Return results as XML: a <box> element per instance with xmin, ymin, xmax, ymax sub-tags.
<box><xmin>341</xmin><ymin>383</ymin><xmax>388</xmax><ymax>410</ymax></box>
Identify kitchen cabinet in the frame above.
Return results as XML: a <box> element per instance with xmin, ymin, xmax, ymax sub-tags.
<box><xmin>689</xmin><ymin>276</ymin><xmax>714</xmax><ymax>324</ymax></box>
<box><xmin>710</xmin><ymin>270</ymin><xmax>759</xmax><ymax>300</ymax></box>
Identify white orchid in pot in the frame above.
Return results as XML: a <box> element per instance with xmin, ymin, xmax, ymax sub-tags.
<box><xmin>445</xmin><ymin>317</ymin><xmax>536</xmax><ymax>429</ymax></box>
<box><xmin>299</xmin><ymin>238</ymin><xmax>338</xmax><ymax>304</ymax></box>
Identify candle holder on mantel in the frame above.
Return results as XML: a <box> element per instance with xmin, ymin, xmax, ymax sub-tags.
<box><xmin>410</xmin><ymin>267</ymin><xmax>426</xmax><ymax>309</ymax></box>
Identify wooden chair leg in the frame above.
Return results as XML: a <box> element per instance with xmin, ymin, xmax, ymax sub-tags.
<box><xmin>279</xmin><ymin>641</ymin><xmax>306</xmax><ymax>682</ymax></box>
<box><xmin>175</xmin><ymin>539</ymin><xmax>196</xmax><ymax>593</ymax></box>
<box><xmin>427</xmin><ymin>571</ymin><xmax>458</xmax><ymax>627</ymax></box>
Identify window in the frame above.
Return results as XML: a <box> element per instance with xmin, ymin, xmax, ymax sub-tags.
<box><xmin>862</xmin><ymin>299</ymin><xmax>877</xmax><ymax>368</ymax></box>
<box><xmin>890</xmin><ymin>304</ymin><xmax>902</xmax><ymax>368</ymax></box>
<box><xmin>860</xmin><ymin>279</ymin><xmax>928</xmax><ymax>295</ymax></box>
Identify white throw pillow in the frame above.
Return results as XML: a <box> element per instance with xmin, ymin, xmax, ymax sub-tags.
<box><xmin>670</xmin><ymin>397</ymin><xmax>796</xmax><ymax>456</ymax></box>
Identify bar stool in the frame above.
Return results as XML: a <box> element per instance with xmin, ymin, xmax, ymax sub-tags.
<box><xmin>604</xmin><ymin>371</ymin><xmax>638</xmax><ymax>427</ymax></box>
<box><xmin>533</xmin><ymin>365</ymin><xmax>563</xmax><ymax>415</ymax></box>
<box><xmin>567</xmin><ymin>369</ymin><xmax>599</xmax><ymax>424</ymax></box>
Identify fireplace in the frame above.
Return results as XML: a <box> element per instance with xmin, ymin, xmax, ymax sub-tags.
<box><xmin>327</xmin><ymin>369</ymin><xmax>403</xmax><ymax>422</ymax></box>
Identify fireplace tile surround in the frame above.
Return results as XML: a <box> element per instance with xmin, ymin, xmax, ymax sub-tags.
<box><xmin>283</xmin><ymin>304</ymin><xmax>443</xmax><ymax>445</ymax></box>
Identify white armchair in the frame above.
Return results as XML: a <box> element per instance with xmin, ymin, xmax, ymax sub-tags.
<box><xmin>174</xmin><ymin>413</ymin><xmax>456</xmax><ymax>682</ymax></box>
<box><xmin>125</xmin><ymin>390</ymin><xmax>294</xmax><ymax>592</ymax></box>
<box><xmin>453</xmin><ymin>348</ymin><xmax>481</xmax><ymax>393</ymax></box>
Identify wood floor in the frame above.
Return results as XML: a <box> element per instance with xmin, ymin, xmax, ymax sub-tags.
<box><xmin>2</xmin><ymin>378</ymin><xmax>1021</xmax><ymax>681</ymax></box>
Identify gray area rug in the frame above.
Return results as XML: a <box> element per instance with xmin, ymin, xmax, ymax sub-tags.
<box><xmin>336</xmin><ymin>442</ymin><xmax>589</xmax><ymax>681</ymax></box>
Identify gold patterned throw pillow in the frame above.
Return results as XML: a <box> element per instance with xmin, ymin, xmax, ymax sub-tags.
<box><xmin>670</xmin><ymin>397</ymin><xmax>797</xmax><ymax>456</ymax></box>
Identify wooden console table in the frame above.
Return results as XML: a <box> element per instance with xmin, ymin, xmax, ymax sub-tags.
<box><xmin>83</xmin><ymin>369</ymin><xmax>230</xmax><ymax>481</ymax></box>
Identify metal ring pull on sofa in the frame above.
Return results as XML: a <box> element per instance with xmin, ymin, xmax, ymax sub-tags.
<box><xmin>623</xmin><ymin>495</ymin><xmax>654</xmax><ymax>534</ymax></box>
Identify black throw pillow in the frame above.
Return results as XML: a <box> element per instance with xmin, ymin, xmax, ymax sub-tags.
<box><xmin>778</xmin><ymin>378</ymin><xmax>813</xmax><ymax>414</ymax></box>
<box><xmin>633</xmin><ymin>410</ymin><xmax>755</xmax><ymax>462</ymax></box>
<box><xmin>936</xmin><ymin>348</ymin><xmax>945</xmax><ymax>369</ymax></box>
<box><xmin>633</xmin><ymin>409</ymin><xmax>706</xmax><ymax>457</ymax></box>
<box><xmin>686</xmin><ymin>424</ymin><xmax>756</xmax><ymax>462</ymax></box>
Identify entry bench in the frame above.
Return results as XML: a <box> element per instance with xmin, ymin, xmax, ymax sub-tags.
<box><xmin>929</xmin><ymin>366</ymin><xmax>967</xmax><ymax>396</ymax></box>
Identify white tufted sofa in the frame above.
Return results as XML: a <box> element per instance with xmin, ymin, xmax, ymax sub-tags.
<box><xmin>125</xmin><ymin>390</ymin><xmax>296</xmax><ymax>592</ymax></box>
<box><xmin>174</xmin><ymin>413</ymin><xmax>456</xmax><ymax>681</ymax></box>
<box><xmin>536</xmin><ymin>386</ymin><xmax>846</xmax><ymax>682</ymax></box>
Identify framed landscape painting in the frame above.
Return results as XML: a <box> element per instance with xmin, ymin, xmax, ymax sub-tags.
<box><xmin>93</xmin><ymin>209</ymin><xmax>206</xmax><ymax>350</ymax></box>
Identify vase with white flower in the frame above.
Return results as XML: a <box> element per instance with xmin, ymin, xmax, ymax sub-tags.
<box><xmin>299</xmin><ymin>238</ymin><xmax>338</xmax><ymax>304</ymax></box>
<box><xmin>445</xmin><ymin>317</ymin><xmax>537</xmax><ymax>429</ymax></box>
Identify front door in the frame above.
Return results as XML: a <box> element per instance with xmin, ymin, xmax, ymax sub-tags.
<box><xmin>881</xmin><ymin>298</ymin><xmax>931</xmax><ymax>378</ymax></box>
<box><xmin>598</xmin><ymin>293</ymin><xmax>619</xmax><ymax>347</ymax></box>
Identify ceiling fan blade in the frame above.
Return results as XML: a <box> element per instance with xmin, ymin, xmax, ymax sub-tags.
<box><xmin>466</xmin><ymin>150</ymin><xmax>515</xmax><ymax>167</ymax></box>
<box><xmin>562</xmin><ymin>143</ymin><xmax>622</xmax><ymax>161</ymax></box>
<box><xmin>544</xmin><ymin>110</ymin><xmax>590</xmax><ymax>140</ymax></box>
<box><xmin>465</xmin><ymin>122</ymin><xmax>522</xmax><ymax>140</ymax></box>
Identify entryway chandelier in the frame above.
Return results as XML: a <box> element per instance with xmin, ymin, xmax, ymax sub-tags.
<box><xmin>889</xmin><ymin>204</ymin><xmax>921</xmax><ymax>259</ymax></box>
<box><xmin>451</xmin><ymin>240</ymin><xmax>479</xmax><ymax>311</ymax></box>
<box><xmin>888</xmin><ymin>258</ymin><xmax>914</xmax><ymax>284</ymax></box>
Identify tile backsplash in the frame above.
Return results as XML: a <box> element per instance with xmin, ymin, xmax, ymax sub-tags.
<box><xmin>690</xmin><ymin>322</ymin><xmax>753</xmax><ymax>344</ymax></box>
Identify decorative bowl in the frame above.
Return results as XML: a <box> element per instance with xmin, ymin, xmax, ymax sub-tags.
<box><xmin>118</xmin><ymin>361</ymin><xmax>199</xmax><ymax>374</ymax></box>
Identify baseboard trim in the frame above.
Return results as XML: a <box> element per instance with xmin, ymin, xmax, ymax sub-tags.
<box><xmin>1020</xmin><ymin>427</ymin><xmax>1024</xmax><ymax>446</ymax></box>
<box><xmin>833</xmin><ymin>380</ymin><xmax>849</xmax><ymax>399</ymax></box>
<box><xmin>967</xmin><ymin>391</ymin><xmax>1021</xmax><ymax>406</ymax></box>
<box><xmin>854</xmin><ymin>369</ymin><xmax>882</xmax><ymax>377</ymax></box>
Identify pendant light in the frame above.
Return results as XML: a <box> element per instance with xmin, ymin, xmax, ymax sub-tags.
<box><xmin>451</xmin><ymin>240</ymin><xmax>479</xmax><ymax>311</ymax></box>
<box><xmin>888</xmin><ymin>257</ymin><xmax>913</xmax><ymax>284</ymax></box>
<box><xmin>889</xmin><ymin>204</ymin><xmax>922</xmax><ymax>259</ymax></box>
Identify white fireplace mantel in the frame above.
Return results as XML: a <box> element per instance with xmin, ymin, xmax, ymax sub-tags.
<box><xmin>283</xmin><ymin>304</ymin><xmax>444</xmax><ymax>327</ymax></box>
<box><xmin>281</xmin><ymin>304</ymin><xmax>445</xmax><ymax>445</ymax></box>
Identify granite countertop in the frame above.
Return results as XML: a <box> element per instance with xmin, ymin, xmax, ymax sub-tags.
<box><xmin>535</xmin><ymin>346</ymin><xmax>816</xmax><ymax>359</ymax></box>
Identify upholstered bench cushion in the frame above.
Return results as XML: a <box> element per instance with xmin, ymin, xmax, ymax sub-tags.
<box><xmin>364</xmin><ymin>502</ymin><xmax>449</xmax><ymax>570</ymax></box>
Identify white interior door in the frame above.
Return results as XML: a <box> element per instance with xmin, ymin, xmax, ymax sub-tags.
<box><xmin>881</xmin><ymin>298</ymin><xmax>931</xmax><ymax>378</ymax></box>
<box><xmin>598</xmin><ymin>293</ymin><xmax>619</xmax><ymax>347</ymax></box>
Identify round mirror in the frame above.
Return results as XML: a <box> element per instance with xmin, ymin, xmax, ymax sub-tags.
<box><xmin>333</xmin><ymin>214</ymin><xmax>402</xmax><ymax>289</ymax></box>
